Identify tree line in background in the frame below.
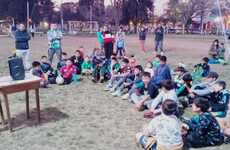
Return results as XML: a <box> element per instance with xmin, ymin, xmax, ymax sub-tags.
<box><xmin>0</xmin><ymin>0</ymin><xmax>229</xmax><ymax>30</ymax></box>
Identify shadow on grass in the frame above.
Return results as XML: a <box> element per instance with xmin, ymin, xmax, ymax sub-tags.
<box><xmin>0</xmin><ymin>107</ymin><xmax>69</xmax><ymax>132</ymax></box>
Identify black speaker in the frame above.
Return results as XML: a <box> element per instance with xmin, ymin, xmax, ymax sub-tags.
<box><xmin>8</xmin><ymin>57</ymin><xmax>25</xmax><ymax>80</ymax></box>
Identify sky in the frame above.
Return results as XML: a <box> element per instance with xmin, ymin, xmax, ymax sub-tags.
<box><xmin>53</xmin><ymin>0</ymin><xmax>168</xmax><ymax>16</ymax></box>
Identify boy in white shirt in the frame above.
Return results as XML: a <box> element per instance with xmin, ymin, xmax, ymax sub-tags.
<box><xmin>136</xmin><ymin>99</ymin><xmax>183</xmax><ymax>150</ymax></box>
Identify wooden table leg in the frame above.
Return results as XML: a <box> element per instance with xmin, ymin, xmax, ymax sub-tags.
<box><xmin>35</xmin><ymin>88</ymin><xmax>40</xmax><ymax>123</ymax></box>
<box><xmin>3</xmin><ymin>94</ymin><xmax>12</xmax><ymax>131</ymax></box>
<box><xmin>25</xmin><ymin>90</ymin><xmax>30</xmax><ymax>119</ymax></box>
<box><xmin>0</xmin><ymin>100</ymin><xmax>5</xmax><ymax>124</ymax></box>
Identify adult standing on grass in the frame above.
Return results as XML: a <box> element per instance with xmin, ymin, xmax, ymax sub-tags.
<box><xmin>47</xmin><ymin>24</ymin><xmax>63</xmax><ymax>64</ymax></box>
<box><xmin>154</xmin><ymin>23</ymin><xmax>164</xmax><ymax>54</ymax></box>
<box><xmin>139</xmin><ymin>25</ymin><xmax>147</xmax><ymax>52</ymax></box>
<box><xmin>97</xmin><ymin>27</ymin><xmax>104</xmax><ymax>50</ymax></box>
<box><xmin>103</xmin><ymin>26</ymin><xmax>114</xmax><ymax>60</ymax></box>
<box><xmin>14</xmin><ymin>23</ymin><xmax>31</xmax><ymax>70</ymax></box>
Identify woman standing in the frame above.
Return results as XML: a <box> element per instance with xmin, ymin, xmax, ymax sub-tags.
<box><xmin>103</xmin><ymin>27</ymin><xmax>114</xmax><ymax>60</ymax></box>
<box><xmin>139</xmin><ymin>26</ymin><xmax>147</xmax><ymax>52</ymax></box>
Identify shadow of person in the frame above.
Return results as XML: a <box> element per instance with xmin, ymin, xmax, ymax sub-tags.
<box><xmin>0</xmin><ymin>107</ymin><xmax>69</xmax><ymax>132</ymax></box>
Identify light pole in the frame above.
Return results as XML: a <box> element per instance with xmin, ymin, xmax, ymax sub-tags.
<box><xmin>60</xmin><ymin>0</ymin><xmax>64</xmax><ymax>32</ymax></box>
<box><xmin>27</xmin><ymin>0</ymin><xmax>30</xmax><ymax>30</ymax></box>
<box><xmin>90</xmin><ymin>4</ymin><xmax>93</xmax><ymax>34</ymax></box>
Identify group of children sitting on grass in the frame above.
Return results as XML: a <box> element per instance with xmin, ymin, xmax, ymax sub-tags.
<box><xmin>30</xmin><ymin>45</ymin><xmax>230</xmax><ymax>149</ymax></box>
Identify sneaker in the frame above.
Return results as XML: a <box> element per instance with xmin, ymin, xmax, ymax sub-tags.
<box><xmin>110</xmin><ymin>87</ymin><xmax>116</xmax><ymax>93</ymax></box>
<box><xmin>104</xmin><ymin>87</ymin><xmax>110</xmax><ymax>91</ymax></box>
<box><xmin>111</xmin><ymin>92</ymin><xmax>118</xmax><ymax>97</ymax></box>
<box><xmin>121</xmin><ymin>93</ymin><xmax>129</xmax><ymax>100</ymax></box>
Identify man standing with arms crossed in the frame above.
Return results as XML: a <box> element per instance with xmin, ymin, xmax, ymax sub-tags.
<box><xmin>47</xmin><ymin>24</ymin><xmax>63</xmax><ymax>65</ymax></box>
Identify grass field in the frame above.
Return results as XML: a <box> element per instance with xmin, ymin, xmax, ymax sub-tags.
<box><xmin>0</xmin><ymin>34</ymin><xmax>230</xmax><ymax>150</ymax></box>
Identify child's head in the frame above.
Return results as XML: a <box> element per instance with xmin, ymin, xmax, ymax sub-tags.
<box><xmin>41</xmin><ymin>56</ymin><xmax>48</xmax><ymax>63</ymax></box>
<box><xmin>121</xmin><ymin>58</ymin><xmax>129</xmax><ymax>68</ymax></box>
<box><xmin>79</xmin><ymin>46</ymin><xmax>84</xmax><ymax>52</ymax></box>
<box><xmin>161</xmin><ymin>80</ymin><xmax>175</xmax><ymax>92</ymax></box>
<box><xmin>213</xmin><ymin>81</ymin><xmax>226</xmax><ymax>92</ymax></box>
<box><xmin>182</xmin><ymin>73</ymin><xmax>193</xmax><ymax>84</ymax></box>
<box><xmin>75</xmin><ymin>50</ymin><xmax>84</xmax><ymax>58</ymax></box>
<box><xmin>192</xmin><ymin>97</ymin><xmax>210</xmax><ymax>113</ymax></box>
<box><xmin>162</xmin><ymin>99</ymin><xmax>178</xmax><ymax>116</ymax></box>
<box><xmin>155</xmin><ymin>54</ymin><xmax>161</xmax><ymax>62</ymax></box>
<box><xmin>111</xmin><ymin>57</ymin><xmax>118</xmax><ymax>64</ymax></box>
<box><xmin>85</xmin><ymin>55</ymin><xmax>90</xmax><ymax>62</ymax></box>
<box><xmin>213</xmin><ymin>39</ymin><xmax>219</xmax><ymax>45</ymax></box>
<box><xmin>174</xmin><ymin>66</ymin><xmax>186</xmax><ymax>76</ymax></box>
<box><xmin>145</xmin><ymin>61</ymin><xmax>153</xmax><ymax>69</ymax></box>
<box><xmin>205</xmin><ymin>71</ymin><xmax>219</xmax><ymax>82</ymax></box>
<box><xmin>134</xmin><ymin>65</ymin><xmax>143</xmax><ymax>75</ymax></box>
<box><xmin>202</xmin><ymin>57</ymin><xmax>209</xmax><ymax>64</ymax></box>
<box><xmin>32</xmin><ymin>61</ymin><xmax>41</xmax><ymax>70</ymax></box>
<box><xmin>66</xmin><ymin>59</ymin><xmax>73</xmax><ymax>66</ymax></box>
<box><xmin>220</xmin><ymin>43</ymin><xmax>224</xmax><ymax>48</ymax></box>
<box><xmin>142</xmin><ymin>72</ymin><xmax>151</xmax><ymax>84</ymax></box>
<box><xmin>62</xmin><ymin>52</ymin><xmax>68</xmax><ymax>59</ymax></box>
<box><xmin>160</xmin><ymin>55</ymin><xmax>167</xmax><ymax>65</ymax></box>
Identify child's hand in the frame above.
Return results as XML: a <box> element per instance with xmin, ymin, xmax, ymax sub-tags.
<box><xmin>182</xmin><ymin>123</ymin><xmax>189</xmax><ymax>130</ymax></box>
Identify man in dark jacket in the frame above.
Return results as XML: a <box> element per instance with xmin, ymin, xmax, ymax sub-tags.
<box><xmin>155</xmin><ymin>23</ymin><xmax>164</xmax><ymax>53</ymax></box>
<box><xmin>15</xmin><ymin>24</ymin><xmax>31</xmax><ymax>69</ymax></box>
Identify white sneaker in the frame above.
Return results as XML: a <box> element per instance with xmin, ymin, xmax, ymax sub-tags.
<box><xmin>110</xmin><ymin>87</ymin><xmax>116</xmax><ymax>93</ymax></box>
<box><xmin>111</xmin><ymin>91</ymin><xmax>118</xmax><ymax>97</ymax></box>
<box><xmin>121</xmin><ymin>93</ymin><xmax>129</xmax><ymax>100</ymax></box>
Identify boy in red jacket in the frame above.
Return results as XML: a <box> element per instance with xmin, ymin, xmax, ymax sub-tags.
<box><xmin>60</xmin><ymin>59</ymin><xmax>76</xmax><ymax>84</ymax></box>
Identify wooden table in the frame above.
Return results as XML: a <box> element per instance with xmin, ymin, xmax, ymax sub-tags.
<box><xmin>0</xmin><ymin>74</ymin><xmax>41</xmax><ymax>131</ymax></box>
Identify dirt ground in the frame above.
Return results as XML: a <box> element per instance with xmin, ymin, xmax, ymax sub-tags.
<box><xmin>0</xmin><ymin>34</ymin><xmax>230</xmax><ymax>150</ymax></box>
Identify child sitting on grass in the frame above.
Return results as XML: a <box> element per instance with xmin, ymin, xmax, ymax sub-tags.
<box><xmin>190</xmin><ymin>71</ymin><xmax>219</xmax><ymax>99</ymax></box>
<box><xmin>130</xmin><ymin>72</ymin><xmax>159</xmax><ymax>108</ymax></box>
<box><xmin>31</xmin><ymin>61</ymin><xmax>48</xmax><ymax>88</ymax></box>
<box><xmin>70</xmin><ymin>49</ymin><xmax>84</xmax><ymax>74</ymax></box>
<box><xmin>105</xmin><ymin>58</ymin><xmax>131</xmax><ymax>92</ymax></box>
<box><xmin>152</xmin><ymin>54</ymin><xmax>161</xmax><ymax>68</ymax></box>
<box><xmin>192</xmin><ymin>57</ymin><xmax>210</xmax><ymax>84</ymax></box>
<box><xmin>110</xmin><ymin>57</ymin><xmax>121</xmax><ymax>76</ymax></box>
<box><xmin>128</xmin><ymin>55</ymin><xmax>137</xmax><ymax>70</ymax></box>
<box><xmin>57</xmin><ymin>52</ymin><xmax>68</xmax><ymax>70</ymax></box>
<box><xmin>81</xmin><ymin>55</ymin><xmax>93</xmax><ymax>75</ymax></box>
<box><xmin>182</xmin><ymin>97</ymin><xmax>224</xmax><ymax>148</ymax></box>
<box><xmin>210</xmin><ymin>81</ymin><xmax>229</xmax><ymax>119</ymax></box>
<box><xmin>174</xmin><ymin>66</ymin><xmax>187</xmax><ymax>84</ymax></box>
<box><xmin>136</xmin><ymin>99</ymin><xmax>183</xmax><ymax>150</ymax></box>
<box><xmin>40</xmin><ymin>55</ymin><xmax>56</xmax><ymax>84</ymax></box>
<box><xmin>112</xmin><ymin>65</ymin><xmax>143</xmax><ymax>97</ymax></box>
<box><xmin>59</xmin><ymin>59</ymin><xmax>77</xmax><ymax>85</ymax></box>
<box><xmin>142</xmin><ymin>80</ymin><xmax>178</xmax><ymax>118</ymax></box>
<box><xmin>144</xmin><ymin>61</ymin><xmax>154</xmax><ymax>77</ymax></box>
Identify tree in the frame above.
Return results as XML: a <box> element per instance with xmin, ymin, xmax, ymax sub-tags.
<box><xmin>166</xmin><ymin>0</ymin><xmax>215</xmax><ymax>34</ymax></box>
<box><xmin>121</xmin><ymin>0</ymin><xmax>153</xmax><ymax>29</ymax></box>
<box><xmin>0</xmin><ymin>0</ymin><xmax>55</xmax><ymax>24</ymax></box>
<box><xmin>78</xmin><ymin>0</ymin><xmax>105</xmax><ymax>24</ymax></box>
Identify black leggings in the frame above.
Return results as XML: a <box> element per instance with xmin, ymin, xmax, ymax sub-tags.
<box><xmin>104</xmin><ymin>42</ymin><xmax>113</xmax><ymax>59</ymax></box>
